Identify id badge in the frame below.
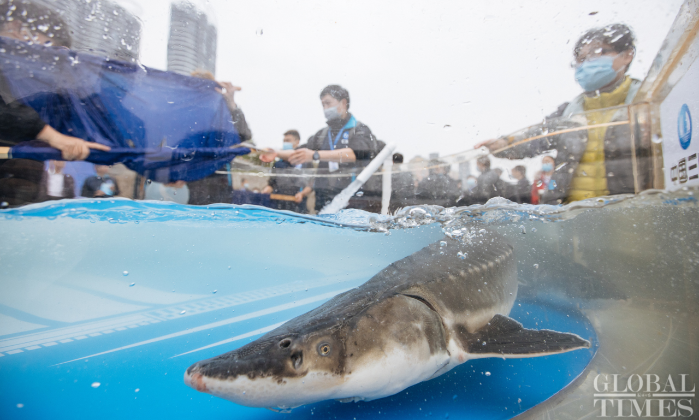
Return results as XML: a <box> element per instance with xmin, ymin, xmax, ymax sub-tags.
<box><xmin>328</xmin><ymin>162</ymin><xmax>339</xmax><ymax>172</ymax></box>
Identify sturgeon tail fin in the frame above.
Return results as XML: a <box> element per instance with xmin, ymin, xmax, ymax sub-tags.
<box><xmin>467</xmin><ymin>314</ymin><xmax>591</xmax><ymax>357</ymax></box>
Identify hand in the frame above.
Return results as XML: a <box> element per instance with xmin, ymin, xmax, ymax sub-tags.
<box><xmin>37</xmin><ymin>125</ymin><xmax>111</xmax><ymax>161</ymax></box>
<box><xmin>294</xmin><ymin>192</ymin><xmax>304</xmax><ymax>203</ymax></box>
<box><xmin>94</xmin><ymin>190</ymin><xmax>106</xmax><ymax>197</ymax></box>
<box><xmin>216</xmin><ymin>81</ymin><xmax>242</xmax><ymax>110</ymax></box>
<box><xmin>261</xmin><ymin>185</ymin><xmax>273</xmax><ymax>194</ymax></box>
<box><xmin>474</xmin><ymin>138</ymin><xmax>507</xmax><ymax>152</ymax></box>
<box><xmin>258</xmin><ymin>149</ymin><xmax>277</xmax><ymax>163</ymax></box>
<box><xmin>289</xmin><ymin>148</ymin><xmax>314</xmax><ymax>166</ymax></box>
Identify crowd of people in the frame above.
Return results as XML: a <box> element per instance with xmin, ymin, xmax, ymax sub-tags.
<box><xmin>0</xmin><ymin>0</ymin><xmax>647</xmax><ymax>212</ymax></box>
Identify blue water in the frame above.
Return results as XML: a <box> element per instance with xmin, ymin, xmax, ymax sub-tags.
<box><xmin>0</xmin><ymin>200</ymin><xmax>597</xmax><ymax>419</ymax></box>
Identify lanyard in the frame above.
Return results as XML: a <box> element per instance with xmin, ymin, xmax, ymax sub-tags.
<box><xmin>327</xmin><ymin>115</ymin><xmax>356</xmax><ymax>151</ymax></box>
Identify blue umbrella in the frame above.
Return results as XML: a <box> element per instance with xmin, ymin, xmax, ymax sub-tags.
<box><xmin>0</xmin><ymin>36</ymin><xmax>250</xmax><ymax>182</ymax></box>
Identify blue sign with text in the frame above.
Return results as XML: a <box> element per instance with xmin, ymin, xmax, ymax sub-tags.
<box><xmin>678</xmin><ymin>104</ymin><xmax>692</xmax><ymax>150</ymax></box>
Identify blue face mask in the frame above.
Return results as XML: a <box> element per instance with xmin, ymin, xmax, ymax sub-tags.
<box><xmin>542</xmin><ymin>163</ymin><xmax>554</xmax><ymax>172</ymax></box>
<box><xmin>574</xmin><ymin>55</ymin><xmax>620</xmax><ymax>92</ymax></box>
<box><xmin>282</xmin><ymin>142</ymin><xmax>294</xmax><ymax>150</ymax></box>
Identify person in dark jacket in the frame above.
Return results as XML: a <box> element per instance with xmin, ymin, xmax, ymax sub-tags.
<box><xmin>474</xmin><ymin>156</ymin><xmax>505</xmax><ymax>203</ymax></box>
<box><xmin>475</xmin><ymin>23</ymin><xmax>648</xmax><ymax>204</ymax></box>
<box><xmin>390</xmin><ymin>153</ymin><xmax>415</xmax><ymax>210</ymax></box>
<box><xmin>81</xmin><ymin>165</ymin><xmax>120</xmax><ymax>198</ymax></box>
<box><xmin>186</xmin><ymin>69</ymin><xmax>253</xmax><ymax>205</ymax></box>
<box><xmin>262</xmin><ymin>85</ymin><xmax>380</xmax><ymax>211</ymax></box>
<box><xmin>0</xmin><ymin>0</ymin><xmax>110</xmax><ymax>206</ymax></box>
<box><xmin>507</xmin><ymin>165</ymin><xmax>531</xmax><ymax>204</ymax></box>
<box><xmin>261</xmin><ymin>130</ymin><xmax>312</xmax><ymax>213</ymax></box>
<box><xmin>416</xmin><ymin>159</ymin><xmax>460</xmax><ymax>206</ymax></box>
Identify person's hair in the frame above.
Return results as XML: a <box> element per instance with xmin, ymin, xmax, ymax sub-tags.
<box><xmin>283</xmin><ymin>130</ymin><xmax>300</xmax><ymax>141</ymax></box>
<box><xmin>393</xmin><ymin>153</ymin><xmax>404</xmax><ymax>164</ymax></box>
<box><xmin>477</xmin><ymin>156</ymin><xmax>491</xmax><ymax>169</ymax></box>
<box><xmin>513</xmin><ymin>165</ymin><xmax>526</xmax><ymax>176</ymax></box>
<box><xmin>574</xmin><ymin>23</ymin><xmax>635</xmax><ymax>58</ymax></box>
<box><xmin>191</xmin><ymin>69</ymin><xmax>216</xmax><ymax>80</ymax></box>
<box><xmin>320</xmin><ymin>85</ymin><xmax>350</xmax><ymax>109</ymax></box>
<box><xmin>0</xmin><ymin>0</ymin><xmax>72</xmax><ymax>47</ymax></box>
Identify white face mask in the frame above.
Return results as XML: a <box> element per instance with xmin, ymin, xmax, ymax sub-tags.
<box><xmin>324</xmin><ymin>106</ymin><xmax>341</xmax><ymax>122</ymax></box>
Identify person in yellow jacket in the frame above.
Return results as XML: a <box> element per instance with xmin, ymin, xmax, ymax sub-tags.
<box><xmin>476</xmin><ymin>24</ymin><xmax>648</xmax><ymax>204</ymax></box>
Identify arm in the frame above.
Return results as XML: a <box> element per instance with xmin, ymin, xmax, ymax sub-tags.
<box><xmin>216</xmin><ymin>82</ymin><xmax>252</xmax><ymax>141</ymax></box>
<box><xmin>288</xmin><ymin>148</ymin><xmax>356</xmax><ymax>166</ymax></box>
<box><xmin>294</xmin><ymin>186</ymin><xmax>312</xmax><ymax>203</ymax></box>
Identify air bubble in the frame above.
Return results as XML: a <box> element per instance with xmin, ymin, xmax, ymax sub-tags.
<box><xmin>485</xmin><ymin>371</ymin><xmax>491</xmax><ymax>376</ymax></box>
<box><xmin>212</xmin><ymin>290</ymin><xmax>217</xmax><ymax>294</ymax></box>
<box><xmin>129</xmin><ymin>283</ymin><xmax>135</xmax><ymax>287</ymax></box>
<box><xmin>180</xmin><ymin>310</ymin><xmax>186</xmax><ymax>315</ymax></box>
<box><xmin>533</xmin><ymin>264</ymin><xmax>539</xmax><ymax>269</ymax></box>
<box><xmin>355</xmin><ymin>191</ymin><xmax>364</xmax><ymax>197</ymax></box>
<box><xmin>123</xmin><ymin>271</ymin><xmax>129</xmax><ymax>276</ymax></box>
<box><xmin>440</xmin><ymin>241</ymin><xmax>447</xmax><ymax>247</ymax></box>
<box><xmin>91</xmin><ymin>382</ymin><xmax>101</xmax><ymax>388</ymax></box>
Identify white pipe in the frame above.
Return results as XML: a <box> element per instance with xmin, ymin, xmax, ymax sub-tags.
<box><xmin>319</xmin><ymin>142</ymin><xmax>398</xmax><ymax>215</ymax></box>
<box><xmin>381</xmin><ymin>155</ymin><xmax>393</xmax><ymax>215</ymax></box>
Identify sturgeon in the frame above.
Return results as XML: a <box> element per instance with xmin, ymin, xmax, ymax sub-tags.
<box><xmin>184</xmin><ymin>229</ymin><xmax>590</xmax><ymax>410</ymax></box>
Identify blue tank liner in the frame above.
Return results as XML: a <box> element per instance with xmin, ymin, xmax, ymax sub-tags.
<box><xmin>0</xmin><ymin>36</ymin><xmax>248</xmax><ymax>182</ymax></box>
<box><xmin>0</xmin><ymin>201</ymin><xmax>597</xmax><ymax>420</ymax></box>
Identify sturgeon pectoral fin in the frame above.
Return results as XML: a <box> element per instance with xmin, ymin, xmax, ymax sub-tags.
<box><xmin>466</xmin><ymin>314</ymin><xmax>591</xmax><ymax>357</ymax></box>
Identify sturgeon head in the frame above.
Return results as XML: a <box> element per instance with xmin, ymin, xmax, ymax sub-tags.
<box><xmin>184</xmin><ymin>292</ymin><xmax>451</xmax><ymax>410</ymax></box>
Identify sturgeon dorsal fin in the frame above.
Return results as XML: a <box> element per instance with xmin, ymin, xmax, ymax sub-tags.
<box><xmin>467</xmin><ymin>314</ymin><xmax>591</xmax><ymax>357</ymax></box>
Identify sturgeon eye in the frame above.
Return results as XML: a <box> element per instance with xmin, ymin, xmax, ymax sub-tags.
<box><xmin>318</xmin><ymin>343</ymin><xmax>331</xmax><ymax>356</ymax></box>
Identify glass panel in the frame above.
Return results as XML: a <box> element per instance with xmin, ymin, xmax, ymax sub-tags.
<box><xmin>0</xmin><ymin>1</ymin><xmax>696</xmax><ymax>420</ymax></box>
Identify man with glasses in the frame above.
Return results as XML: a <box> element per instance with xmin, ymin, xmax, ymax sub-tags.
<box><xmin>476</xmin><ymin>24</ymin><xmax>646</xmax><ymax>204</ymax></box>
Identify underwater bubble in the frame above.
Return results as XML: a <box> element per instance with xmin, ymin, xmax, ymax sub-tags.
<box><xmin>16</xmin><ymin>404</ymin><xmax>23</xmax><ymax>408</ymax></box>
<box><xmin>519</xmin><ymin>225</ymin><xmax>526</xmax><ymax>234</ymax></box>
<box><xmin>212</xmin><ymin>290</ymin><xmax>217</xmax><ymax>294</ymax></box>
<box><xmin>518</xmin><ymin>398</ymin><xmax>522</xmax><ymax>403</ymax></box>
<box><xmin>228</xmin><ymin>266</ymin><xmax>231</xmax><ymax>270</ymax></box>
<box><xmin>91</xmin><ymin>382</ymin><xmax>101</xmax><ymax>388</ymax></box>
<box><xmin>355</xmin><ymin>191</ymin><xmax>364</xmax><ymax>197</ymax></box>
<box><xmin>440</xmin><ymin>241</ymin><xmax>447</xmax><ymax>247</ymax></box>
<box><xmin>135</xmin><ymin>389</ymin><xmax>139</xmax><ymax>393</ymax></box>
<box><xmin>129</xmin><ymin>283</ymin><xmax>135</xmax><ymax>287</ymax></box>
<box><xmin>531</xmin><ymin>227</ymin><xmax>537</xmax><ymax>232</ymax></box>
<box><xmin>123</xmin><ymin>271</ymin><xmax>129</xmax><ymax>276</ymax></box>
<box><xmin>485</xmin><ymin>371</ymin><xmax>491</xmax><ymax>376</ymax></box>
<box><xmin>533</xmin><ymin>264</ymin><xmax>539</xmax><ymax>269</ymax></box>
<box><xmin>179</xmin><ymin>310</ymin><xmax>186</xmax><ymax>315</ymax></box>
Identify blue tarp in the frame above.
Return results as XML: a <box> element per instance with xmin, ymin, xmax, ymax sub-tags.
<box><xmin>1</xmin><ymin>36</ymin><xmax>250</xmax><ymax>182</ymax></box>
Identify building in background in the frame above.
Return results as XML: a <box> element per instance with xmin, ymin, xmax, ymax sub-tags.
<box><xmin>167</xmin><ymin>0</ymin><xmax>217</xmax><ymax>76</ymax></box>
<box><xmin>50</xmin><ymin>0</ymin><xmax>142</xmax><ymax>62</ymax></box>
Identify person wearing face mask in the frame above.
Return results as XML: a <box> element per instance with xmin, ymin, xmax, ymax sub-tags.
<box><xmin>261</xmin><ymin>85</ymin><xmax>380</xmax><ymax>211</ymax></box>
<box><xmin>531</xmin><ymin>157</ymin><xmax>556</xmax><ymax>205</ymax></box>
<box><xmin>475</xmin><ymin>23</ymin><xmax>649</xmax><ymax>204</ymax></box>
<box><xmin>261</xmin><ymin>130</ymin><xmax>313</xmax><ymax>213</ymax></box>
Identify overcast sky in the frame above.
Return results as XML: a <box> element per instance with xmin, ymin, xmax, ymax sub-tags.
<box><xmin>131</xmin><ymin>0</ymin><xmax>684</xmax><ymax>162</ymax></box>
